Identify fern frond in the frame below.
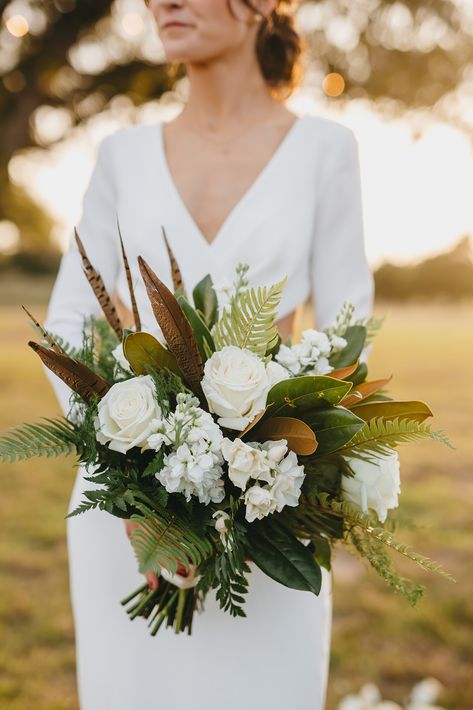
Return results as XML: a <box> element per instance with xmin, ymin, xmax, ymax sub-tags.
<box><xmin>0</xmin><ymin>417</ymin><xmax>77</xmax><ymax>463</ymax></box>
<box><xmin>318</xmin><ymin>494</ymin><xmax>455</xmax><ymax>583</ymax></box>
<box><xmin>129</xmin><ymin>501</ymin><xmax>213</xmax><ymax>576</ymax></box>
<box><xmin>212</xmin><ymin>277</ymin><xmax>286</xmax><ymax>357</ymax></box>
<box><xmin>338</xmin><ymin>416</ymin><xmax>453</xmax><ymax>459</ymax></box>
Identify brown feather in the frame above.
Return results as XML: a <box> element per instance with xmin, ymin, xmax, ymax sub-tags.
<box><xmin>29</xmin><ymin>341</ymin><xmax>110</xmax><ymax>402</ymax></box>
<box><xmin>117</xmin><ymin>219</ymin><xmax>141</xmax><ymax>331</ymax></box>
<box><xmin>74</xmin><ymin>228</ymin><xmax>123</xmax><ymax>340</ymax></box>
<box><xmin>161</xmin><ymin>225</ymin><xmax>184</xmax><ymax>293</ymax></box>
<box><xmin>21</xmin><ymin>305</ymin><xmax>67</xmax><ymax>355</ymax></box>
<box><xmin>137</xmin><ymin>256</ymin><xmax>204</xmax><ymax>397</ymax></box>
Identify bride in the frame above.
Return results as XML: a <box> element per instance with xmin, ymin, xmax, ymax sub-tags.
<box><xmin>43</xmin><ymin>0</ymin><xmax>374</xmax><ymax>708</ymax></box>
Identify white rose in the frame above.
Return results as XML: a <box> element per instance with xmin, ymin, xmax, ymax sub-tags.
<box><xmin>160</xmin><ymin>564</ymin><xmax>201</xmax><ymax>590</ymax></box>
<box><xmin>94</xmin><ymin>375</ymin><xmax>161</xmax><ymax>454</ymax></box>
<box><xmin>201</xmin><ymin>346</ymin><xmax>275</xmax><ymax>430</ymax></box>
<box><xmin>341</xmin><ymin>451</ymin><xmax>401</xmax><ymax>523</ymax></box>
<box><xmin>221</xmin><ymin>437</ymin><xmax>272</xmax><ymax>489</ymax></box>
<box><xmin>244</xmin><ymin>485</ymin><xmax>275</xmax><ymax>523</ymax></box>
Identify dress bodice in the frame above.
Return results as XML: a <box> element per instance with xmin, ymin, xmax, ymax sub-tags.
<box><xmin>43</xmin><ymin>113</ymin><xmax>374</xmax><ymax>414</ymax></box>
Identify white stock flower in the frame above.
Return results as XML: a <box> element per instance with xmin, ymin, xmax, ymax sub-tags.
<box><xmin>329</xmin><ymin>334</ymin><xmax>347</xmax><ymax>353</ymax></box>
<box><xmin>244</xmin><ymin>485</ymin><xmax>275</xmax><ymax>523</ymax></box>
<box><xmin>202</xmin><ymin>346</ymin><xmax>277</xmax><ymax>430</ymax></box>
<box><xmin>153</xmin><ymin>393</ymin><xmax>226</xmax><ymax>505</ymax></box>
<box><xmin>213</xmin><ymin>276</ymin><xmax>235</xmax><ymax>316</ymax></box>
<box><xmin>221</xmin><ymin>437</ymin><xmax>273</xmax><ymax>489</ymax></box>
<box><xmin>212</xmin><ymin>510</ymin><xmax>230</xmax><ymax>535</ymax></box>
<box><xmin>341</xmin><ymin>451</ymin><xmax>401</xmax><ymax>523</ymax></box>
<box><xmin>274</xmin><ymin>343</ymin><xmax>302</xmax><ymax>375</ymax></box>
<box><xmin>270</xmin><ymin>450</ymin><xmax>305</xmax><ymax>512</ymax></box>
<box><xmin>94</xmin><ymin>375</ymin><xmax>161</xmax><ymax>454</ymax></box>
<box><xmin>275</xmin><ymin>327</ymin><xmax>347</xmax><ymax>377</ymax></box>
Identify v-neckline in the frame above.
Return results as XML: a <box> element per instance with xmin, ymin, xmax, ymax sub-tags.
<box><xmin>156</xmin><ymin>114</ymin><xmax>306</xmax><ymax>250</ymax></box>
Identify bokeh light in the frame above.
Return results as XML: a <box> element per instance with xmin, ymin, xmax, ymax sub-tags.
<box><xmin>323</xmin><ymin>72</ymin><xmax>345</xmax><ymax>97</ymax></box>
<box><xmin>5</xmin><ymin>14</ymin><xmax>29</xmax><ymax>38</ymax></box>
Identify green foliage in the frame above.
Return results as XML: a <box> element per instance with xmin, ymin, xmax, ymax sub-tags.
<box><xmin>212</xmin><ymin>276</ymin><xmax>286</xmax><ymax>358</ymax></box>
<box><xmin>245</xmin><ymin>519</ymin><xmax>322</xmax><ymax>594</ymax></box>
<box><xmin>177</xmin><ymin>295</ymin><xmax>215</xmax><ymax>360</ymax></box>
<box><xmin>318</xmin><ymin>494</ymin><xmax>455</xmax><ymax>603</ymax></box>
<box><xmin>129</xmin><ymin>501</ymin><xmax>213</xmax><ymax>576</ymax></box>
<box><xmin>0</xmin><ymin>417</ymin><xmax>77</xmax><ymax>463</ymax></box>
<box><xmin>265</xmin><ymin>375</ymin><xmax>352</xmax><ymax>419</ymax></box>
<box><xmin>192</xmin><ymin>274</ymin><xmax>219</xmax><ymax>330</ymax></box>
<box><xmin>303</xmin><ymin>406</ymin><xmax>366</xmax><ymax>455</ymax></box>
<box><xmin>338</xmin><ymin>416</ymin><xmax>454</xmax><ymax>460</ymax></box>
<box><xmin>329</xmin><ymin>325</ymin><xmax>367</xmax><ymax>368</ymax></box>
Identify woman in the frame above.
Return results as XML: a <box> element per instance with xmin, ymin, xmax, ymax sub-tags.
<box><xmin>43</xmin><ymin>0</ymin><xmax>374</xmax><ymax>708</ymax></box>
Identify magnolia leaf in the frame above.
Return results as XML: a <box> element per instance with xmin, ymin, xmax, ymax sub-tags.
<box><xmin>123</xmin><ymin>332</ymin><xmax>180</xmax><ymax>376</ymax></box>
<box><xmin>329</xmin><ymin>361</ymin><xmax>359</xmax><ymax>380</ymax></box>
<box><xmin>192</xmin><ymin>274</ymin><xmax>218</xmax><ymax>329</ymax></box>
<box><xmin>252</xmin><ymin>416</ymin><xmax>317</xmax><ymax>455</ymax></box>
<box><xmin>329</xmin><ymin>325</ymin><xmax>366</xmax><ymax>369</ymax></box>
<box><xmin>351</xmin><ymin>400</ymin><xmax>433</xmax><ymax>423</ymax></box>
<box><xmin>341</xmin><ymin>375</ymin><xmax>393</xmax><ymax>408</ymax></box>
<box><xmin>245</xmin><ymin>521</ymin><xmax>322</xmax><ymax>595</ymax></box>
<box><xmin>265</xmin><ymin>376</ymin><xmax>353</xmax><ymax>419</ymax></box>
<box><xmin>303</xmin><ymin>407</ymin><xmax>366</xmax><ymax>455</ymax></box>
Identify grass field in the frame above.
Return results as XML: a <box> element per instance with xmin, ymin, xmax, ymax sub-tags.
<box><xmin>0</xmin><ymin>292</ymin><xmax>472</xmax><ymax>709</ymax></box>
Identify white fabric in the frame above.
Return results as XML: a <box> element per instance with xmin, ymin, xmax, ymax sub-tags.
<box><xmin>43</xmin><ymin>113</ymin><xmax>374</xmax><ymax>710</ymax></box>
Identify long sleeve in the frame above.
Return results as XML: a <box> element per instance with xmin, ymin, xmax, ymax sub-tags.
<box><xmin>43</xmin><ymin>134</ymin><xmax>121</xmax><ymax>416</ymax></box>
<box><xmin>310</xmin><ymin>128</ymin><xmax>375</xmax><ymax>363</ymax></box>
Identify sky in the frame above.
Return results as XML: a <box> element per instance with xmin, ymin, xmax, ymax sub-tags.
<box><xmin>7</xmin><ymin>88</ymin><xmax>473</xmax><ymax>270</ymax></box>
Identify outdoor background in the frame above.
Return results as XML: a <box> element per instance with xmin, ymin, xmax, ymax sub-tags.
<box><xmin>0</xmin><ymin>1</ymin><xmax>472</xmax><ymax>708</ymax></box>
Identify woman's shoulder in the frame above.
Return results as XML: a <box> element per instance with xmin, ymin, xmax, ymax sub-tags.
<box><xmin>300</xmin><ymin>113</ymin><xmax>359</xmax><ymax>170</ymax></box>
<box><xmin>97</xmin><ymin>121</ymin><xmax>160</xmax><ymax>160</ymax></box>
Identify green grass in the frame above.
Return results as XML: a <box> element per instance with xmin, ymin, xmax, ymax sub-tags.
<box><xmin>1</xmin><ymin>298</ymin><xmax>472</xmax><ymax>709</ymax></box>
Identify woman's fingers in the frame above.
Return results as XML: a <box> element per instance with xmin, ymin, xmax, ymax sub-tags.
<box><xmin>146</xmin><ymin>571</ymin><xmax>158</xmax><ymax>591</ymax></box>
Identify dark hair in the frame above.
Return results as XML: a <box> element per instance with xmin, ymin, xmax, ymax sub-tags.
<box><xmin>229</xmin><ymin>0</ymin><xmax>305</xmax><ymax>99</ymax></box>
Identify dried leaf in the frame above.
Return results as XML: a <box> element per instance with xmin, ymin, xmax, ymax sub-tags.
<box><xmin>329</xmin><ymin>361</ymin><xmax>359</xmax><ymax>380</ymax></box>
<box><xmin>137</xmin><ymin>256</ymin><xmax>204</xmax><ymax>396</ymax></box>
<box><xmin>161</xmin><ymin>225</ymin><xmax>184</xmax><ymax>293</ymax></box>
<box><xmin>74</xmin><ymin>228</ymin><xmax>123</xmax><ymax>340</ymax></box>
<box><xmin>21</xmin><ymin>305</ymin><xmax>66</xmax><ymax>355</ymax></box>
<box><xmin>117</xmin><ymin>219</ymin><xmax>141</xmax><ymax>332</ymax></box>
<box><xmin>29</xmin><ymin>341</ymin><xmax>110</xmax><ymax>402</ymax></box>
<box><xmin>252</xmin><ymin>416</ymin><xmax>318</xmax><ymax>455</ymax></box>
<box><xmin>341</xmin><ymin>376</ymin><xmax>393</xmax><ymax>408</ymax></box>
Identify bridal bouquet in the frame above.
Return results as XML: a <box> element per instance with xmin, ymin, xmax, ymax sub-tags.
<box><xmin>1</xmin><ymin>228</ymin><xmax>454</xmax><ymax>636</ymax></box>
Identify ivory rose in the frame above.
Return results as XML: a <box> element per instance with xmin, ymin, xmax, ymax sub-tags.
<box><xmin>341</xmin><ymin>451</ymin><xmax>401</xmax><ymax>522</ymax></box>
<box><xmin>94</xmin><ymin>375</ymin><xmax>161</xmax><ymax>454</ymax></box>
<box><xmin>201</xmin><ymin>345</ymin><xmax>287</xmax><ymax>431</ymax></box>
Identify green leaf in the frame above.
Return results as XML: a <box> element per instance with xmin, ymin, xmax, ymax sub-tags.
<box><xmin>302</xmin><ymin>460</ymin><xmax>342</xmax><ymax>496</ymax></box>
<box><xmin>123</xmin><ymin>332</ymin><xmax>180</xmax><ymax>376</ymax></box>
<box><xmin>345</xmin><ymin>361</ymin><xmax>368</xmax><ymax>386</ymax></box>
<box><xmin>312</xmin><ymin>533</ymin><xmax>332</xmax><ymax>571</ymax></box>
<box><xmin>212</xmin><ymin>277</ymin><xmax>286</xmax><ymax>358</ymax></box>
<box><xmin>177</xmin><ymin>295</ymin><xmax>215</xmax><ymax>360</ymax></box>
<box><xmin>330</xmin><ymin>325</ymin><xmax>367</xmax><ymax>368</ymax></box>
<box><xmin>245</xmin><ymin>520</ymin><xmax>322</xmax><ymax>594</ymax></box>
<box><xmin>338</xmin><ymin>415</ymin><xmax>454</xmax><ymax>459</ymax></box>
<box><xmin>192</xmin><ymin>274</ymin><xmax>219</xmax><ymax>329</ymax></box>
<box><xmin>304</xmin><ymin>407</ymin><xmax>366</xmax><ymax>455</ymax></box>
<box><xmin>351</xmin><ymin>400</ymin><xmax>433</xmax><ymax>424</ymax></box>
<box><xmin>265</xmin><ymin>376</ymin><xmax>353</xmax><ymax>419</ymax></box>
<box><xmin>0</xmin><ymin>417</ymin><xmax>77</xmax><ymax>463</ymax></box>
<box><xmin>129</xmin><ymin>501</ymin><xmax>212</xmax><ymax>575</ymax></box>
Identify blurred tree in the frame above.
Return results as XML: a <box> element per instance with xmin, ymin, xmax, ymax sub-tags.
<box><xmin>0</xmin><ymin>0</ymin><xmax>472</xmax><ymax>255</ymax></box>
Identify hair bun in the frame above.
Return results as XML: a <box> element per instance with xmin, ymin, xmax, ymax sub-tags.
<box><xmin>255</xmin><ymin>5</ymin><xmax>304</xmax><ymax>98</ymax></box>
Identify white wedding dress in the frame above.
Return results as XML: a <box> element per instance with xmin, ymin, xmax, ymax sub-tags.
<box><xmin>43</xmin><ymin>113</ymin><xmax>374</xmax><ymax>710</ymax></box>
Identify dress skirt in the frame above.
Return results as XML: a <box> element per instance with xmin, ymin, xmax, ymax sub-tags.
<box><xmin>66</xmin><ymin>464</ymin><xmax>333</xmax><ymax>710</ymax></box>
